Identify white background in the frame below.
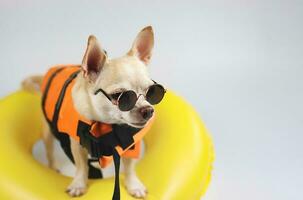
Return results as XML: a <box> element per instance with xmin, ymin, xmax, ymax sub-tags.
<box><xmin>1</xmin><ymin>1</ymin><xmax>303</xmax><ymax>200</ymax></box>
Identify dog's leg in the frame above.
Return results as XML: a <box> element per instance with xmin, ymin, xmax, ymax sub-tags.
<box><xmin>66</xmin><ymin>138</ymin><xmax>88</xmax><ymax>197</ymax></box>
<box><xmin>123</xmin><ymin>157</ymin><xmax>147</xmax><ymax>198</ymax></box>
<box><xmin>42</xmin><ymin>118</ymin><xmax>57</xmax><ymax>170</ymax></box>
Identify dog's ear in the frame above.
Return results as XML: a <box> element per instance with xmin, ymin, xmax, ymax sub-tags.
<box><xmin>128</xmin><ymin>26</ymin><xmax>154</xmax><ymax>65</ymax></box>
<box><xmin>82</xmin><ymin>35</ymin><xmax>106</xmax><ymax>81</ymax></box>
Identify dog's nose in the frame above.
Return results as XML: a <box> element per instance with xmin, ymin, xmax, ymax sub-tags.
<box><xmin>139</xmin><ymin>106</ymin><xmax>154</xmax><ymax>120</ymax></box>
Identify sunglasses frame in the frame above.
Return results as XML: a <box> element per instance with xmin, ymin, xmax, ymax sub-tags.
<box><xmin>94</xmin><ymin>80</ymin><xmax>166</xmax><ymax>111</ymax></box>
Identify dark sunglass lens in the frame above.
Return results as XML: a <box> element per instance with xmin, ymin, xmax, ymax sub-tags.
<box><xmin>146</xmin><ymin>85</ymin><xmax>165</xmax><ymax>105</ymax></box>
<box><xmin>118</xmin><ymin>91</ymin><xmax>137</xmax><ymax>111</ymax></box>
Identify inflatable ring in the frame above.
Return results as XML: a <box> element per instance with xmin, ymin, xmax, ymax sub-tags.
<box><xmin>0</xmin><ymin>90</ymin><xmax>214</xmax><ymax>200</ymax></box>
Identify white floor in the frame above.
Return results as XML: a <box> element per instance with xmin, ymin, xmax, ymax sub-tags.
<box><xmin>1</xmin><ymin>1</ymin><xmax>303</xmax><ymax>199</ymax></box>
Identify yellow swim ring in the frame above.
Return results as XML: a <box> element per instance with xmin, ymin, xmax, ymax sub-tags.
<box><xmin>0</xmin><ymin>90</ymin><xmax>214</xmax><ymax>200</ymax></box>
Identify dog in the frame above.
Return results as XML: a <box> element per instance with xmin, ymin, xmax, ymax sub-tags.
<box><xmin>23</xmin><ymin>26</ymin><xmax>159</xmax><ymax>199</ymax></box>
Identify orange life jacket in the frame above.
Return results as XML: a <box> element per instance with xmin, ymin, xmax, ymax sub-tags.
<box><xmin>41</xmin><ymin>65</ymin><xmax>153</xmax><ymax>199</ymax></box>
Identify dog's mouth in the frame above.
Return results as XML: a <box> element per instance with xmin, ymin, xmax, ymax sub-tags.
<box><xmin>131</xmin><ymin>121</ymin><xmax>147</xmax><ymax>126</ymax></box>
<box><xmin>127</xmin><ymin>121</ymin><xmax>148</xmax><ymax>128</ymax></box>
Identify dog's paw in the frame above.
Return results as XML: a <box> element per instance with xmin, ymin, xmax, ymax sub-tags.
<box><xmin>66</xmin><ymin>181</ymin><xmax>87</xmax><ymax>197</ymax></box>
<box><xmin>125</xmin><ymin>176</ymin><xmax>147</xmax><ymax>199</ymax></box>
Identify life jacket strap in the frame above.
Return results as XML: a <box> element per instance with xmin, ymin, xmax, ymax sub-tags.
<box><xmin>112</xmin><ymin>149</ymin><xmax>121</xmax><ymax>200</ymax></box>
<box><xmin>87</xmin><ymin>158</ymin><xmax>103</xmax><ymax>179</ymax></box>
<box><xmin>77</xmin><ymin>122</ymin><xmax>140</xmax><ymax>159</ymax></box>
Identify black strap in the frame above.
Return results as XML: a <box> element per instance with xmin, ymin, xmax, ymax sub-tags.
<box><xmin>112</xmin><ymin>149</ymin><xmax>121</xmax><ymax>200</ymax></box>
<box><xmin>77</xmin><ymin>122</ymin><xmax>140</xmax><ymax>158</ymax></box>
<box><xmin>88</xmin><ymin>159</ymin><xmax>103</xmax><ymax>179</ymax></box>
<box><xmin>42</xmin><ymin>67</ymin><xmax>64</xmax><ymax>122</ymax></box>
<box><xmin>53</xmin><ymin>71</ymin><xmax>80</xmax><ymax>115</ymax></box>
<box><xmin>42</xmin><ymin>68</ymin><xmax>76</xmax><ymax>164</ymax></box>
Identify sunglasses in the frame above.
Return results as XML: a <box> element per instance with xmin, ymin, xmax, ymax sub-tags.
<box><xmin>94</xmin><ymin>81</ymin><xmax>166</xmax><ymax>111</ymax></box>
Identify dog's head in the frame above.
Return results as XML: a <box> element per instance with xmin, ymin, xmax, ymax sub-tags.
<box><xmin>73</xmin><ymin>26</ymin><xmax>156</xmax><ymax>128</ymax></box>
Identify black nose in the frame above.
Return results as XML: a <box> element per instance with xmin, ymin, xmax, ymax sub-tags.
<box><xmin>139</xmin><ymin>106</ymin><xmax>154</xmax><ymax>120</ymax></box>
